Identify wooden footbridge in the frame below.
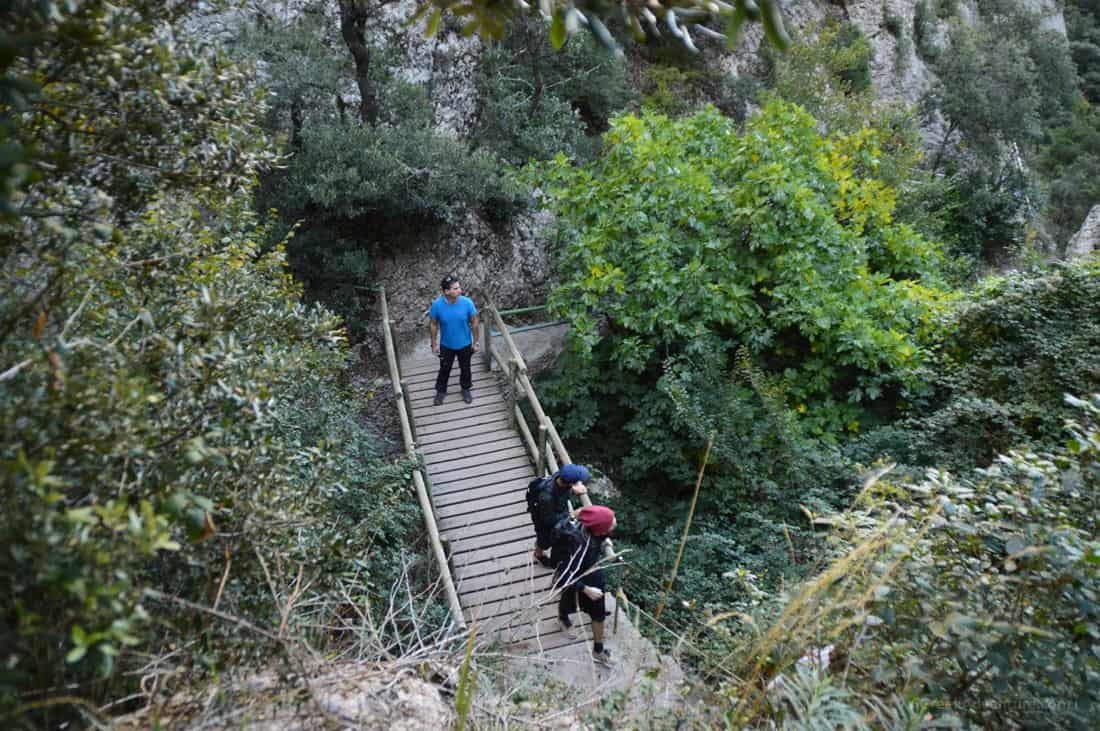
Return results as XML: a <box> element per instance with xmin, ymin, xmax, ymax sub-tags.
<box><xmin>379</xmin><ymin>291</ymin><xmax>602</xmax><ymax>654</ymax></box>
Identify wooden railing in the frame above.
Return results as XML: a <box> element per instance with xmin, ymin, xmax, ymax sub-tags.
<box><xmin>379</xmin><ymin>287</ymin><xmax>466</xmax><ymax>629</ymax></box>
<box><xmin>482</xmin><ymin>301</ymin><xmax>616</xmax><ymax>559</ymax></box>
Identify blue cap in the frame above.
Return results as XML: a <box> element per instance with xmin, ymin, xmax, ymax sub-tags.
<box><xmin>559</xmin><ymin>464</ymin><xmax>590</xmax><ymax>484</ymax></box>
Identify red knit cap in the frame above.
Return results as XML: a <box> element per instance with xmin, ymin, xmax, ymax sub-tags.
<box><xmin>577</xmin><ymin>506</ymin><xmax>615</xmax><ymax>536</ymax></box>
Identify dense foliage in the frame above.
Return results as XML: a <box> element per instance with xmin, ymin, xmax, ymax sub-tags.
<box><xmin>1067</xmin><ymin>0</ymin><xmax>1100</xmax><ymax>103</ymax></box>
<box><xmin>5</xmin><ymin>0</ymin><xmax>1100</xmax><ymax>727</ymax></box>
<box><xmin>1</xmin><ymin>3</ymin><xmax>426</xmax><ymax>726</ymax></box>
<box><xmin>1039</xmin><ymin>100</ymin><xmax>1100</xmax><ymax>244</ymax></box>
<box><xmin>538</xmin><ymin>101</ymin><xmax>945</xmax><ymax>444</ymax></box>
<box><xmin>717</xmin><ymin>396</ymin><xmax>1100</xmax><ymax>728</ymax></box>
<box><xmin>475</xmin><ymin>17</ymin><xmax>633</xmax><ymax>164</ymax></box>
<box><xmin>852</xmin><ymin>258</ymin><xmax>1100</xmax><ymax>473</ymax></box>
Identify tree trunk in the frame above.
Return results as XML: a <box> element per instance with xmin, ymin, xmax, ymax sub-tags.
<box><xmin>930</xmin><ymin>120</ymin><xmax>958</xmax><ymax>177</ymax></box>
<box><xmin>338</xmin><ymin>0</ymin><xmax>378</xmax><ymax>126</ymax></box>
<box><xmin>290</xmin><ymin>97</ymin><xmax>304</xmax><ymax>148</ymax></box>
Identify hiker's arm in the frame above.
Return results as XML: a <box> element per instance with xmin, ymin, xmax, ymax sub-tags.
<box><xmin>470</xmin><ymin>313</ymin><xmax>479</xmax><ymax>352</ymax></box>
<box><xmin>429</xmin><ymin>318</ymin><xmax>439</xmax><ymax>354</ymax></box>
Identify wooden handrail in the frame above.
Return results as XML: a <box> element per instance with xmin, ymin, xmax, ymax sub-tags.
<box><xmin>486</xmin><ymin>301</ymin><xmax>614</xmax><ymax>558</ymax></box>
<box><xmin>379</xmin><ymin>287</ymin><xmax>466</xmax><ymax>629</ymax></box>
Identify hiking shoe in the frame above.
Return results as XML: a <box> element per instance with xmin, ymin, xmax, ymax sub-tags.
<box><xmin>557</xmin><ymin>615</ymin><xmax>578</xmax><ymax>640</ymax></box>
<box><xmin>433</xmin><ymin>392</ymin><xmax>444</xmax><ymax>406</ymax></box>
<box><xmin>592</xmin><ymin>648</ymin><xmax>613</xmax><ymax>668</ymax></box>
<box><xmin>462</xmin><ymin>388</ymin><xmax>473</xmax><ymax>404</ymax></box>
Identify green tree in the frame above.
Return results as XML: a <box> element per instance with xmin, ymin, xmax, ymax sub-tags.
<box><xmin>1040</xmin><ymin>100</ymin><xmax>1100</xmax><ymax>244</ymax></box>
<box><xmin>536</xmin><ymin>101</ymin><xmax>946</xmax><ymax>457</ymax></box>
<box><xmin>926</xmin><ymin>22</ymin><xmax>1043</xmax><ymax>171</ymax></box>
<box><xmin>922</xmin><ymin>6</ymin><xmax>1080</xmax><ymax>265</ymax></box>
<box><xmin>475</xmin><ymin>16</ymin><xmax>633</xmax><ymax>164</ymax></box>
<box><xmin>0</xmin><ymin>3</ymin><xmax>426</xmax><ymax>725</ymax></box>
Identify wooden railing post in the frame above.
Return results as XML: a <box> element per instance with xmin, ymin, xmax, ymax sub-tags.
<box><xmin>378</xmin><ymin>286</ymin><xmax>466</xmax><ymax>629</ymax></box>
<box><xmin>482</xmin><ymin>311</ymin><xmax>492</xmax><ymax>371</ymax></box>
<box><xmin>506</xmin><ymin>359</ymin><xmax>518</xmax><ymax>430</ymax></box>
<box><xmin>514</xmin><ymin>404</ymin><xmax>539</xmax><ymax>468</ymax></box>
<box><xmin>545</xmin><ymin>439</ymin><xmax>559</xmax><ymax>474</ymax></box>
<box><xmin>536</xmin><ymin>423</ymin><xmax>548</xmax><ymax>476</ymax></box>
<box><xmin>400</xmin><ymin>380</ymin><xmax>417</xmax><ymax>444</ymax></box>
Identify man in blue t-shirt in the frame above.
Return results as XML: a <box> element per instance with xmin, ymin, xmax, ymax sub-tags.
<box><xmin>429</xmin><ymin>274</ymin><xmax>480</xmax><ymax>405</ymax></box>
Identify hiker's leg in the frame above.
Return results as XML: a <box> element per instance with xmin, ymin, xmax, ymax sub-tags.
<box><xmin>591</xmin><ymin>620</ymin><xmax>604</xmax><ymax>645</ymax></box>
<box><xmin>456</xmin><ymin>345</ymin><xmax>473</xmax><ymax>391</ymax></box>
<box><xmin>558</xmin><ymin>588</ymin><xmax>575</xmax><ymax>621</ymax></box>
<box><xmin>435</xmin><ymin>346</ymin><xmax>456</xmax><ymax>393</ymax></box>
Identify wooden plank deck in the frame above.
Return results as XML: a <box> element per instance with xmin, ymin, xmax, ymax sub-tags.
<box><xmin>400</xmin><ymin>355</ymin><xmax>590</xmax><ymax>650</ymax></box>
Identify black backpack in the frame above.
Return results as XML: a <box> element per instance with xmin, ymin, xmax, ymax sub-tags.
<box><xmin>525</xmin><ymin>475</ymin><xmax>552</xmax><ymax>518</ymax></box>
<box><xmin>549</xmin><ymin>518</ymin><xmax>585</xmax><ymax>571</ymax></box>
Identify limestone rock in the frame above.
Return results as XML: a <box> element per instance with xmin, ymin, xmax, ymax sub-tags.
<box><xmin>370</xmin><ymin>0</ymin><xmax>481</xmax><ymax>137</ymax></box>
<box><xmin>1067</xmin><ymin>205</ymin><xmax>1100</xmax><ymax>259</ymax></box>
<box><xmin>114</xmin><ymin>661</ymin><xmax>452</xmax><ymax>730</ymax></box>
<box><xmin>369</xmin><ymin>206</ymin><xmax>555</xmax><ymax>364</ymax></box>
<box><xmin>587</xmin><ymin>473</ymin><xmax>620</xmax><ymax>501</ymax></box>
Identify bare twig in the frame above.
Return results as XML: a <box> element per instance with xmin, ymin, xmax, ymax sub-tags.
<box><xmin>211</xmin><ymin>543</ymin><xmax>232</xmax><ymax>612</ymax></box>
<box><xmin>143</xmin><ymin>588</ymin><xmax>282</xmax><ymax>643</ymax></box>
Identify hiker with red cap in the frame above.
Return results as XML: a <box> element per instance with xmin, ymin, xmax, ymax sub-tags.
<box><xmin>525</xmin><ymin>463</ymin><xmax>589</xmax><ymax>568</ymax></box>
<box><xmin>551</xmin><ymin>504</ymin><xmax>617</xmax><ymax>667</ymax></box>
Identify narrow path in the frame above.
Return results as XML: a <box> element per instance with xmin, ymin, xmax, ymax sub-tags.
<box><xmin>399</xmin><ymin>339</ymin><xmax>685</xmax><ymax>708</ymax></box>
<box><xmin>401</xmin><ymin>356</ymin><xmax>591</xmax><ymax>652</ymax></box>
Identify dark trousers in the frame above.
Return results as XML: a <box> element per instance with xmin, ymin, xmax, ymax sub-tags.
<box><xmin>558</xmin><ymin>585</ymin><xmax>607</xmax><ymax>622</ymax></box>
<box><xmin>435</xmin><ymin>345</ymin><xmax>473</xmax><ymax>393</ymax></box>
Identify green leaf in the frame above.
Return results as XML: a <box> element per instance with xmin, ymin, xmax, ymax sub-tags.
<box><xmin>424</xmin><ymin>9</ymin><xmax>442</xmax><ymax>39</ymax></box>
<box><xmin>550</xmin><ymin>9</ymin><xmax>566</xmax><ymax>50</ymax></box>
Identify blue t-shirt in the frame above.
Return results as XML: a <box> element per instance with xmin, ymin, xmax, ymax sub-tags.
<box><xmin>430</xmin><ymin>295</ymin><xmax>477</xmax><ymax>350</ymax></box>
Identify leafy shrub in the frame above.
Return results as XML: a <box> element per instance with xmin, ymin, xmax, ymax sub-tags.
<box><xmin>0</xmin><ymin>4</ymin><xmax>432</xmax><ymax>725</ymax></box>
<box><xmin>603</xmin><ymin>348</ymin><xmax>852</xmax><ymax>642</ymax></box>
<box><xmin>536</xmin><ymin>101</ymin><xmax>946</xmax><ymax>444</ymax></box>
<box><xmin>533</xmin><ymin>103</ymin><xmax>945</xmax><ymax>646</ymax></box>
<box><xmin>719</xmin><ymin>396</ymin><xmax>1100</xmax><ymax>729</ymax></box>
<box><xmin>274</xmin><ymin>119</ymin><xmax>523</xmax><ymax>223</ymax></box>
<box><xmin>867</xmin><ymin>259</ymin><xmax>1100</xmax><ymax>472</ymax></box>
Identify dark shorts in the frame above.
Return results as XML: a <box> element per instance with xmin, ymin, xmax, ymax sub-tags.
<box><xmin>558</xmin><ymin>585</ymin><xmax>607</xmax><ymax>622</ymax></box>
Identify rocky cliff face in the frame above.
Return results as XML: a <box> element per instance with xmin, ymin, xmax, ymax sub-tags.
<box><xmin>363</xmin><ymin>0</ymin><xmax>1073</xmax><ymax>350</ymax></box>
<box><xmin>362</xmin><ymin>1</ymin><xmax>555</xmax><ymax>354</ymax></box>
<box><xmin>244</xmin><ymin>1</ymin><xmax>1072</xmax><ymax>351</ymax></box>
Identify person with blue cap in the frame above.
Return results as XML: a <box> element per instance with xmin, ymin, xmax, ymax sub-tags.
<box><xmin>525</xmin><ymin>463</ymin><xmax>590</xmax><ymax>568</ymax></box>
